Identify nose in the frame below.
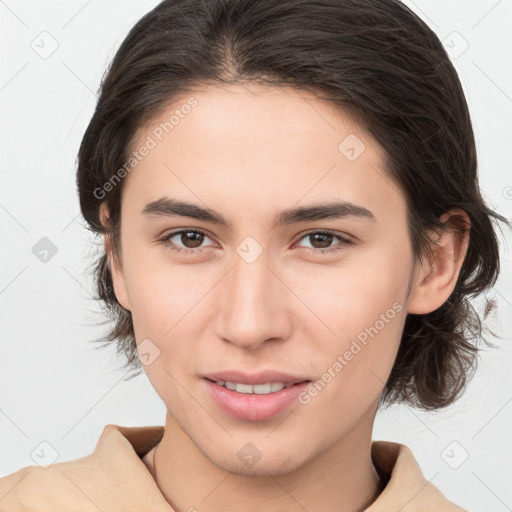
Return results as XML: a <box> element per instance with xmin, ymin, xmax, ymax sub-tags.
<box><xmin>215</xmin><ymin>248</ymin><xmax>292</xmax><ymax>350</ymax></box>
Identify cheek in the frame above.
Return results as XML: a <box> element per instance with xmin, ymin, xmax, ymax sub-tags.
<box><xmin>123</xmin><ymin>250</ymin><xmax>211</xmax><ymax>402</ymax></box>
<box><xmin>129</xmin><ymin>273</ymin><xmax>209</xmax><ymax>343</ymax></box>
<box><xmin>301</xmin><ymin>291</ymin><xmax>406</xmax><ymax>431</ymax></box>
<box><xmin>308</xmin><ymin>281</ymin><xmax>405</xmax><ymax>386</ymax></box>
<box><xmin>123</xmin><ymin>241</ymin><xmax>200</xmax><ymax>323</ymax></box>
<box><xmin>300</xmin><ymin>243</ymin><xmax>411</xmax><ymax>339</ymax></box>
<box><xmin>295</xmin><ymin>246</ymin><xmax>410</xmax><ymax>408</ymax></box>
<box><xmin>122</xmin><ymin>247</ymin><xmax>222</xmax><ymax>382</ymax></box>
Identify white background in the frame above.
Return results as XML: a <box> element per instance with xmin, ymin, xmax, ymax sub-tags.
<box><xmin>1</xmin><ymin>1</ymin><xmax>511</xmax><ymax>510</ymax></box>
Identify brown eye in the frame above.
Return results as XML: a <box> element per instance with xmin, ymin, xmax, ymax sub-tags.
<box><xmin>161</xmin><ymin>229</ymin><xmax>215</xmax><ymax>254</ymax></box>
<box><xmin>296</xmin><ymin>231</ymin><xmax>354</xmax><ymax>254</ymax></box>
<box><xmin>179</xmin><ymin>231</ymin><xmax>204</xmax><ymax>248</ymax></box>
<box><xmin>308</xmin><ymin>232</ymin><xmax>334</xmax><ymax>249</ymax></box>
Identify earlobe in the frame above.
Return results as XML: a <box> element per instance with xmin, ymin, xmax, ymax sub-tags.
<box><xmin>407</xmin><ymin>209</ymin><xmax>470</xmax><ymax>315</ymax></box>
<box><xmin>99</xmin><ymin>204</ymin><xmax>132</xmax><ymax>312</ymax></box>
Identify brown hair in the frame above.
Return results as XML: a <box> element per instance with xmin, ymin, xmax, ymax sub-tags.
<box><xmin>77</xmin><ymin>0</ymin><xmax>507</xmax><ymax>410</ymax></box>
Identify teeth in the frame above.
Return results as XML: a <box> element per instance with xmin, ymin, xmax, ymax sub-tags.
<box><xmin>254</xmin><ymin>383</ymin><xmax>272</xmax><ymax>394</ymax></box>
<box><xmin>217</xmin><ymin>381</ymin><xmax>296</xmax><ymax>395</ymax></box>
<box><xmin>224</xmin><ymin>381</ymin><xmax>236</xmax><ymax>391</ymax></box>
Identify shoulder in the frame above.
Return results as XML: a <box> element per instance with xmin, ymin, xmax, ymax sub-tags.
<box><xmin>367</xmin><ymin>440</ymin><xmax>468</xmax><ymax>512</ymax></box>
<box><xmin>0</xmin><ymin>424</ymin><xmax>166</xmax><ymax>512</ymax></box>
<box><xmin>0</xmin><ymin>453</ymin><xmax>103</xmax><ymax>511</ymax></box>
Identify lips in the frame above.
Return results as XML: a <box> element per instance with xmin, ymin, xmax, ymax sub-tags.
<box><xmin>203</xmin><ymin>378</ymin><xmax>311</xmax><ymax>421</ymax></box>
<box><xmin>203</xmin><ymin>369</ymin><xmax>311</xmax><ymax>386</ymax></box>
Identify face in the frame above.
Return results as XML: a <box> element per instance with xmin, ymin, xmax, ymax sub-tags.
<box><xmin>106</xmin><ymin>83</ymin><xmax>419</xmax><ymax>476</ymax></box>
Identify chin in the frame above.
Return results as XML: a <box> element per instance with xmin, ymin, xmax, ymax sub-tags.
<box><xmin>198</xmin><ymin>440</ymin><xmax>313</xmax><ymax>478</ymax></box>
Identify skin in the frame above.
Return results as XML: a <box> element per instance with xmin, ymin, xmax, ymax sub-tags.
<box><xmin>101</xmin><ymin>83</ymin><xmax>470</xmax><ymax>512</ymax></box>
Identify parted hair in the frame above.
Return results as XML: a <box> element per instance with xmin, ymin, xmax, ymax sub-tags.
<box><xmin>77</xmin><ymin>0</ymin><xmax>507</xmax><ymax>410</ymax></box>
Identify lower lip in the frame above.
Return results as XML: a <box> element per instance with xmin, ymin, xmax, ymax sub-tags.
<box><xmin>203</xmin><ymin>379</ymin><xmax>310</xmax><ymax>422</ymax></box>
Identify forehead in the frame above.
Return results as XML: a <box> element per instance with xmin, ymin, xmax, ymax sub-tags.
<box><xmin>137</xmin><ymin>83</ymin><xmax>374</xmax><ymax>158</ymax></box>
<box><xmin>123</xmin><ymin>83</ymin><xmax>404</xmax><ymax>224</ymax></box>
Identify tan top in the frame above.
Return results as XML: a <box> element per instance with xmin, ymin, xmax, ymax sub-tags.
<box><xmin>0</xmin><ymin>424</ymin><xmax>467</xmax><ymax>511</ymax></box>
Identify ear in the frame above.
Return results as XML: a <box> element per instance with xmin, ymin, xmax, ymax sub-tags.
<box><xmin>99</xmin><ymin>203</ymin><xmax>132</xmax><ymax>311</ymax></box>
<box><xmin>407</xmin><ymin>208</ymin><xmax>470</xmax><ymax>315</ymax></box>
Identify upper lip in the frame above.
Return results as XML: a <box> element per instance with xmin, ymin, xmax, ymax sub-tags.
<box><xmin>203</xmin><ymin>370</ymin><xmax>311</xmax><ymax>385</ymax></box>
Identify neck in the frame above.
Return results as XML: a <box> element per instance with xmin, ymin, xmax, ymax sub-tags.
<box><xmin>146</xmin><ymin>409</ymin><xmax>382</xmax><ymax>512</ymax></box>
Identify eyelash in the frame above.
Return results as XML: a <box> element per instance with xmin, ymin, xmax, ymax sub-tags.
<box><xmin>159</xmin><ymin>228</ymin><xmax>354</xmax><ymax>255</ymax></box>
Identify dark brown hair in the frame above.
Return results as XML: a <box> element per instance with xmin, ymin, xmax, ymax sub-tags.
<box><xmin>77</xmin><ymin>0</ymin><xmax>507</xmax><ymax>410</ymax></box>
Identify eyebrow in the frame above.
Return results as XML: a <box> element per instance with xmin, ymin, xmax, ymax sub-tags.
<box><xmin>141</xmin><ymin>197</ymin><xmax>375</xmax><ymax>228</ymax></box>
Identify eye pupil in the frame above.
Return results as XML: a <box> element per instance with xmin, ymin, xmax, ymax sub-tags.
<box><xmin>310</xmin><ymin>233</ymin><xmax>333</xmax><ymax>249</ymax></box>
<box><xmin>182</xmin><ymin>231</ymin><xmax>204</xmax><ymax>248</ymax></box>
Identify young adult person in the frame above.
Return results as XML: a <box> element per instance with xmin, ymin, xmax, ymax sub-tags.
<box><xmin>0</xmin><ymin>0</ymin><xmax>506</xmax><ymax>510</ymax></box>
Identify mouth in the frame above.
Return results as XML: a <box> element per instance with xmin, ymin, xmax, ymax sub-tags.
<box><xmin>204</xmin><ymin>378</ymin><xmax>309</xmax><ymax>395</ymax></box>
<box><xmin>202</xmin><ymin>371</ymin><xmax>312</xmax><ymax>421</ymax></box>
